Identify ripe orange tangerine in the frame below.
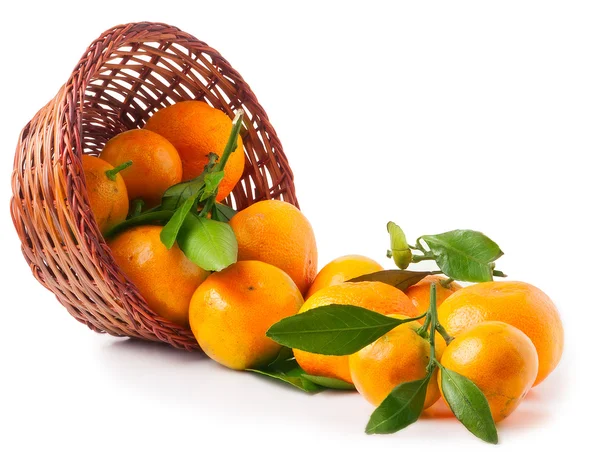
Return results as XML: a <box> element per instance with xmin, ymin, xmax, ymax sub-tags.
<box><xmin>306</xmin><ymin>255</ymin><xmax>383</xmax><ymax>299</ymax></box>
<box><xmin>438</xmin><ymin>281</ymin><xmax>563</xmax><ymax>386</ymax></box>
<box><xmin>189</xmin><ymin>260</ymin><xmax>304</xmax><ymax>370</ymax></box>
<box><xmin>350</xmin><ymin>315</ymin><xmax>445</xmax><ymax>408</ymax></box>
<box><xmin>439</xmin><ymin>321</ymin><xmax>538</xmax><ymax>422</ymax></box>
<box><xmin>100</xmin><ymin>128</ymin><xmax>182</xmax><ymax>206</ymax></box>
<box><xmin>145</xmin><ymin>101</ymin><xmax>245</xmax><ymax>201</ymax></box>
<box><xmin>82</xmin><ymin>155</ymin><xmax>129</xmax><ymax>234</ymax></box>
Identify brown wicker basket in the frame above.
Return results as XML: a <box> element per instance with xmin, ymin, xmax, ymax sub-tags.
<box><xmin>10</xmin><ymin>22</ymin><xmax>298</xmax><ymax>350</ymax></box>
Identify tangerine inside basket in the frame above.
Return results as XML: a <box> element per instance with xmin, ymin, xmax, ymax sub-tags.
<box><xmin>10</xmin><ymin>22</ymin><xmax>298</xmax><ymax>350</ymax></box>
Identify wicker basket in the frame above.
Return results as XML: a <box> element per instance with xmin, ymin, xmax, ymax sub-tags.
<box><xmin>10</xmin><ymin>22</ymin><xmax>298</xmax><ymax>350</ymax></box>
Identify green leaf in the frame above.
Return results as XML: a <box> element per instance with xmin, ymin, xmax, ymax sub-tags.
<box><xmin>161</xmin><ymin>177</ymin><xmax>206</xmax><ymax>211</ymax></box>
<box><xmin>365</xmin><ymin>376</ymin><xmax>430</xmax><ymax>434</ymax></box>
<box><xmin>387</xmin><ymin>221</ymin><xmax>412</xmax><ymax>269</ymax></box>
<box><xmin>420</xmin><ymin>230</ymin><xmax>503</xmax><ymax>282</ymax></box>
<box><xmin>266</xmin><ymin>304</ymin><xmax>408</xmax><ymax>355</ymax></box>
<box><xmin>301</xmin><ymin>374</ymin><xmax>355</xmax><ymax>390</ymax></box>
<box><xmin>177</xmin><ymin>214</ymin><xmax>238</xmax><ymax>271</ymax></box>
<box><xmin>213</xmin><ymin>203</ymin><xmax>237</xmax><ymax>222</ymax></box>
<box><xmin>440</xmin><ymin>367</ymin><xmax>498</xmax><ymax>444</ymax></box>
<box><xmin>104</xmin><ymin>210</ymin><xmax>174</xmax><ymax>239</ymax></box>
<box><xmin>160</xmin><ymin>153</ymin><xmax>219</xmax><ymax>211</ymax></box>
<box><xmin>347</xmin><ymin>270</ymin><xmax>434</xmax><ymax>292</ymax></box>
<box><xmin>160</xmin><ymin>195</ymin><xmax>198</xmax><ymax>249</ymax></box>
<box><xmin>266</xmin><ymin>346</ymin><xmax>295</xmax><ymax>365</ymax></box>
<box><xmin>247</xmin><ymin>349</ymin><xmax>323</xmax><ymax>393</ymax></box>
<box><xmin>129</xmin><ymin>199</ymin><xmax>145</xmax><ymax>218</ymax></box>
<box><xmin>199</xmin><ymin>171</ymin><xmax>225</xmax><ymax>201</ymax></box>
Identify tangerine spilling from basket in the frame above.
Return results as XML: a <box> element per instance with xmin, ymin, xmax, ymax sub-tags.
<box><xmin>78</xmin><ymin>100</ymin><xmax>563</xmax><ymax>445</ymax></box>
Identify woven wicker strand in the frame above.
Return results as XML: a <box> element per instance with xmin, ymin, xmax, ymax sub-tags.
<box><xmin>10</xmin><ymin>22</ymin><xmax>298</xmax><ymax>350</ymax></box>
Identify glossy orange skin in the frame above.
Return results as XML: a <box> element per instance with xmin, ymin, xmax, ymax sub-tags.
<box><xmin>230</xmin><ymin>200</ymin><xmax>318</xmax><ymax>295</ymax></box>
<box><xmin>350</xmin><ymin>316</ymin><xmax>445</xmax><ymax>408</ymax></box>
<box><xmin>82</xmin><ymin>155</ymin><xmax>129</xmax><ymax>234</ymax></box>
<box><xmin>144</xmin><ymin>101</ymin><xmax>245</xmax><ymax>201</ymax></box>
<box><xmin>405</xmin><ymin>275</ymin><xmax>461</xmax><ymax>323</ymax></box>
<box><xmin>293</xmin><ymin>282</ymin><xmax>420</xmax><ymax>384</ymax></box>
<box><xmin>108</xmin><ymin>226</ymin><xmax>209</xmax><ymax>327</ymax></box>
<box><xmin>189</xmin><ymin>261</ymin><xmax>304</xmax><ymax>370</ymax></box>
<box><xmin>306</xmin><ymin>255</ymin><xmax>383</xmax><ymax>299</ymax></box>
<box><xmin>100</xmin><ymin>129</ymin><xmax>182</xmax><ymax>206</ymax></box>
<box><xmin>438</xmin><ymin>281</ymin><xmax>563</xmax><ymax>386</ymax></box>
<box><xmin>439</xmin><ymin>321</ymin><xmax>539</xmax><ymax>422</ymax></box>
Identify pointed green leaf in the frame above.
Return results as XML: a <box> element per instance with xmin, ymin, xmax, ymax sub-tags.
<box><xmin>161</xmin><ymin>177</ymin><xmax>206</xmax><ymax>211</ymax></box>
<box><xmin>387</xmin><ymin>221</ymin><xmax>412</xmax><ymax>269</ymax></box>
<box><xmin>366</xmin><ymin>377</ymin><xmax>430</xmax><ymax>434</ymax></box>
<box><xmin>177</xmin><ymin>214</ymin><xmax>237</xmax><ymax>271</ymax></box>
<box><xmin>266</xmin><ymin>346</ymin><xmax>295</xmax><ymax>365</ymax></box>
<box><xmin>301</xmin><ymin>374</ymin><xmax>355</xmax><ymax>390</ymax></box>
<box><xmin>420</xmin><ymin>230</ymin><xmax>503</xmax><ymax>282</ymax></box>
<box><xmin>440</xmin><ymin>367</ymin><xmax>498</xmax><ymax>444</ymax></box>
<box><xmin>160</xmin><ymin>195</ymin><xmax>198</xmax><ymax>249</ymax></box>
<box><xmin>247</xmin><ymin>349</ymin><xmax>323</xmax><ymax>393</ymax></box>
<box><xmin>160</xmin><ymin>154</ymin><xmax>218</xmax><ymax>211</ymax></box>
<box><xmin>213</xmin><ymin>202</ymin><xmax>238</xmax><ymax>222</ymax></box>
<box><xmin>104</xmin><ymin>210</ymin><xmax>174</xmax><ymax>239</ymax></box>
<box><xmin>266</xmin><ymin>304</ymin><xmax>409</xmax><ymax>355</ymax></box>
<box><xmin>348</xmin><ymin>270</ymin><xmax>434</xmax><ymax>292</ymax></box>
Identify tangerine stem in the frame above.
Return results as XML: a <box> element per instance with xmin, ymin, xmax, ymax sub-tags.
<box><xmin>214</xmin><ymin>109</ymin><xmax>244</xmax><ymax>174</ymax></box>
<box><xmin>440</xmin><ymin>277</ymin><xmax>454</xmax><ymax>289</ymax></box>
<box><xmin>426</xmin><ymin>283</ymin><xmax>438</xmax><ymax>374</ymax></box>
<box><xmin>199</xmin><ymin>196</ymin><xmax>216</xmax><ymax>218</ymax></box>
<box><xmin>435</xmin><ymin>323</ymin><xmax>454</xmax><ymax>345</ymax></box>
<box><xmin>130</xmin><ymin>199</ymin><xmax>145</xmax><ymax>218</ymax></box>
<box><xmin>417</xmin><ymin>313</ymin><xmax>431</xmax><ymax>338</ymax></box>
<box><xmin>412</xmin><ymin>254</ymin><xmax>435</xmax><ymax>263</ymax></box>
<box><xmin>105</xmin><ymin>160</ymin><xmax>133</xmax><ymax>181</ymax></box>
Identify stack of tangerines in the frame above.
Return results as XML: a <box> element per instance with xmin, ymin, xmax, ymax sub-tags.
<box><xmin>84</xmin><ymin>101</ymin><xmax>563</xmax><ymax>442</ymax></box>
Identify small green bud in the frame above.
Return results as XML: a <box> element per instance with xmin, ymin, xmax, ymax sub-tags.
<box><xmin>387</xmin><ymin>221</ymin><xmax>412</xmax><ymax>269</ymax></box>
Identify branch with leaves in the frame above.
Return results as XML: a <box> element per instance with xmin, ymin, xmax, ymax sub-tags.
<box><xmin>265</xmin><ymin>284</ymin><xmax>498</xmax><ymax>444</ymax></box>
<box><xmin>249</xmin><ymin>221</ymin><xmax>509</xmax><ymax>443</ymax></box>
<box><xmin>105</xmin><ymin>110</ymin><xmax>244</xmax><ymax>272</ymax></box>
<box><xmin>386</xmin><ymin>221</ymin><xmax>505</xmax><ymax>283</ymax></box>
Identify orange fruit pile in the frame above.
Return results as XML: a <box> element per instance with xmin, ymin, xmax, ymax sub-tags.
<box><xmin>438</xmin><ymin>281</ymin><xmax>563</xmax><ymax>386</ymax></box>
<box><xmin>79</xmin><ymin>98</ymin><xmax>564</xmax><ymax>440</ymax></box>
<box><xmin>84</xmin><ymin>101</ymin><xmax>247</xmax><ymax>236</ymax></box>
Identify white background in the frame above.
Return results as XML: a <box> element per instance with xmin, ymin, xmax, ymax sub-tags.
<box><xmin>1</xmin><ymin>1</ymin><xmax>598</xmax><ymax>459</ymax></box>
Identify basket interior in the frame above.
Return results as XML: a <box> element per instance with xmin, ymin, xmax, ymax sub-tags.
<box><xmin>79</xmin><ymin>39</ymin><xmax>293</xmax><ymax>210</ymax></box>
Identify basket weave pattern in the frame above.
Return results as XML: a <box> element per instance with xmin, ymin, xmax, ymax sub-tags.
<box><xmin>10</xmin><ymin>22</ymin><xmax>298</xmax><ymax>350</ymax></box>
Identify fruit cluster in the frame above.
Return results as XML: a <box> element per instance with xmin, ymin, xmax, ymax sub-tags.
<box><xmin>84</xmin><ymin>102</ymin><xmax>563</xmax><ymax>444</ymax></box>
